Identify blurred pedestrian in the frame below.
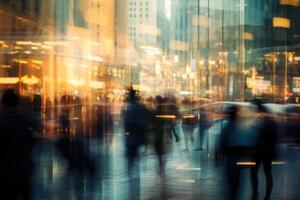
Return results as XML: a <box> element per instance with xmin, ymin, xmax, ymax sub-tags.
<box><xmin>181</xmin><ymin>98</ymin><xmax>197</xmax><ymax>151</ymax></box>
<box><xmin>219</xmin><ymin>105</ymin><xmax>241</xmax><ymax>200</ymax></box>
<box><xmin>60</xmin><ymin>94</ymin><xmax>72</xmax><ymax>135</ymax></box>
<box><xmin>0</xmin><ymin>89</ymin><xmax>40</xmax><ymax>200</ymax></box>
<box><xmin>56</xmin><ymin>95</ymin><xmax>95</xmax><ymax>199</ymax></box>
<box><xmin>166</xmin><ymin>96</ymin><xmax>180</xmax><ymax>142</ymax></box>
<box><xmin>251</xmin><ymin>103</ymin><xmax>278</xmax><ymax>200</ymax></box>
<box><xmin>153</xmin><ymin>96</ymin><xmax>173</xmax><ymax>176</ymax></box>
<box><xmin>93</xmin><ymin>97</ymin><xmax>114</xmax><ymax>146</ymax></box>
<box><xmin>123</xmin><ymin>87</ymin><xmax>150</xmax><ymax>177</ymax></box>
<box><xmin>195</xmin><ymin>107</ymin><xmax>209</xmax><ymax>151</ymax></box>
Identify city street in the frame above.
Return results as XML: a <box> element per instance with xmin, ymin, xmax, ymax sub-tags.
<box><xmin>30</xmin><ymin>124</ymin><xmax>300</xmax><ymax>200</ymax></box>
<box><xmin>2</xmin><ymin>1</ymin><xmax>300</xmax><ymax>199</ymax></box>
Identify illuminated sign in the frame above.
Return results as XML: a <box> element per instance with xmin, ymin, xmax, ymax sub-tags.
<box><xmin>273</xmin><ymin>17</ymin><xmax>290</xmax><ymax>28</ymax></box>
<box><xmin>293</xmin><ymin>77</ymin><xmax>300</xmax><ymax>93</ymax></box>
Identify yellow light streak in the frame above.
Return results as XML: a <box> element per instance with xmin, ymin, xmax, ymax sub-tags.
<box><xmin>1</xmin><ymin>65</ymin><xmax>11</xmax><ymax>68</ymax></box>
<box><xmin>14</xmin><ymin>59</ymin><xmax>28</xmax><ymax>64</ymax></box>
<box><xmin>183</xmin><ymin>115</ymin><xmax>196</xmax><ymax>119</ymax></box>
<box><xmin>0</xmin><ymin>77</ymin><xmax>19</xmax><ymax>84</ymax></box>
<box><xmin>31</xmin><ymin>42</ymin><xmax>42</xmax><ymax>46</ymax></box>
<box><xmin>175</xmin><ymin>164</ymin><xmax>201</xmax><ymax>171</ymax></box>
<box><xmin>237</xmin><ymin>161</ymin><xmax>286</xmax><ymax>166</ymax></box>
<box><xmin>16</xmin><ymin>41</ymin><xmax>32</xmax><ymax>45</ymax></box>
<box><xmin>32</xmin><ymin>60</ymin><xmax>43</xmax><ymax>65</ymax></box>
<box><xmin>41</xmin><ymin>45</ymin><xmax>52</xmax><ymax>49</ymax></box>
<box><xmin>236</xmin><ymin>162</ymin><xmax>256</xmax><ymax>166</ymax></box>
<box><xmin>178</xmin><ymin>179</ymin><xmax>196</xmax><ymax>183</ymax></box>
<box><xmin>155</xmin><ymin>115</ymin><xmax>176</xmax><ymax>119</ymax></box>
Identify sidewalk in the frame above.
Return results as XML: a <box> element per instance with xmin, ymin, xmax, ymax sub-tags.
<box><xmin>31</xmin><ymin>126</ymin><xmax>300</xmax><ymax>200</ymax></box>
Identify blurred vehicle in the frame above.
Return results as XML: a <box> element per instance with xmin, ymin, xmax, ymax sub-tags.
<box><xmin>201</xmin><ymin>101</ymin><xmax>256</xmax><ymax>123</ymax></box>
<box><xmin>282</xmin><ymin>104</ymin><xmax>300</xmax><ymax>147</ymax></box>
<box><xmin>203</xmin><ymin>102</ymin><xmax>259</xmax><ymax>154</ymax></box>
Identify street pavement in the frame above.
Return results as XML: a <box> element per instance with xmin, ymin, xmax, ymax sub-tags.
<box><xmin>30</xmin><ymin>123</ymin><xmax>300</xmax><ymax>200</ymax></box>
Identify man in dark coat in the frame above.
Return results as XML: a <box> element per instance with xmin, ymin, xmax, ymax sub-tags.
<box><xmin>123</xmin><ymin>88</ymin><xmax>150</xmax><ymax>176</ymax></box>
<box><xmin>0</xmin><ymin>89</ymin><xmax>39</xmax><ymax>200</ymax></box>
<box><xmin>219</xmin><ymin>105</ymin><xmax>241</xmax><ymax>200</ymax></box>
<box><xmin>251</xmin><ymin>104</ymin><xmax>277</xmax><ymax>200</ymax></box>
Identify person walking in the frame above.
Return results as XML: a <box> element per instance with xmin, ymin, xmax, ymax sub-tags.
<box><xmin>153</xmin><ymin>96</ymin><xmax>173</xmax><ymax>176</ymax></box>
<box><xmin>219</xmin><ymin>105</ymin><xmax>242</xmax><ymax>200</ymax></box>
<box><xmin>181</xmin><ymin>98</ymin><xmax>197</xmax><ymax>151</ymax></box>
<box><xmin>195</xmin><ymin>107</ymin><xmax>209</xmax><ymax>151</ymax></box>
<box><xmin>251</xmin><ymin>103</ymin><xmax>278</xmax><ymax>200</ymax></box>
<box><xmin>123</xmin><ymin>87</ymin><xmax>150</xmax><ymax>177</ymax></box>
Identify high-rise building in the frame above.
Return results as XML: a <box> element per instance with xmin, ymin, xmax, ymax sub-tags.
<box><xmin>169</xmin><ymin>0</ymin><xmax>300</xmax><ymax>101</ymax></box>
<box><xmin>127</xmin><ymin>0</ymin><xmax>159</xmax><ymax>46</ymax></box>
<box><xmin>157</xmin><ymin>0</ymin><xmax>170</xmax><ymax>54</ymax></box>
<box><xmin>115</xmin><ymin>0</ymin><xmax>130</xmax><ymax>64</ymax></box>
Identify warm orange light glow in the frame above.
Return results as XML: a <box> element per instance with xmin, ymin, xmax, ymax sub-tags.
<box><xmin>243</xmin><ymin>32</ymin><xmax>254</xmax><ymax>40</ymax></box>
<box><xmin>90</xmin><ymin>81</ymin><xmax>105</xmax><ymax>89</ymax></box>
<box><xmin>16</xmin><ymin>41</ymin><xmax>32</xmax><ymax>45</ymax></box>
<box><xmin>182</xmin><ymin>115</ymin><xmax>196</xmax><ymax>119</ymax></box>
<box><xmin>32</xmin><ymin>60</ymin><xmax>43</xmax><ymax>65</ymax></box>
<box><xmin>132</xmin><ymin>84</ymin><xmax>150</xmax><ymax>92</ymax></box>
<box><xmin>0</xmin><ymin>77</ymin><xmax>19</xmax><ymax>84</ymax></box>
<box><xmin>14</xmin><ymin>59</ymin><xmax>28</xmax><ymax>64</ymax></box>
<box><xmin>237</xmin><ymin>161</ymin><xmax>286</xmax><ymax>165</ymax></box>
<box><xmin>21</xmin><ymin>76</ymin><xmax>39</xmax><ymax>85</ymax></box>
<box><xmin>280</xmin><ymin>0</ymin><xmax>300</xmax><ymax>6</ymax></box>
<box><xmin>68</xmin><ymin>80</ymin><xmax>85</xmax><ymax>86</ymax></box>
<box><xmin>236</xmin><ymin>162</ymin><xmax>256</xmax><ymax>166</ymax></box>
<box><xmin>155</xmin><ymin>115</ymin><xmax>176</xmax><ymax>119</ymax></box>
<box><xmin>273</xmin><ymin>17</ymin><xmax>290</xmax><ymax>28</ymax></box>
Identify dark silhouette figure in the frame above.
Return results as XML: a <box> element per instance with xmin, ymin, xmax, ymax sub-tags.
<box><xmin>0</xmin><ymin>89</ymin><xmax>40</xmax><ymax>200</ymax></box>
<box><xmin>153</xmin><ymin>96</ymin><xmax>173</xmax><ymax>176</ymax></box>
<box><xmin>166</xmin><ymin>96</ymin><xmax>180</xmax><ymax>142</ymax></box>
<box><xmin>251</xmin><ymin>104</ymin><xmax>278</xmax><ymax>200</ymax></box>
<box><xmin>181</xmin><ymin>98</ymin><xmax>197</xmax><ymax>151</ymax></box>
<box><xmin>219</xmin><ymin>105</ymin><xmax>241</xmax><ymax>200</ymax></box>
<box><xmin>123</xmin><ymin>88</ymin><xmax>150</xmax><ymax>177</ymax></box>
<box><xmin>93</xmin><ymin>98</ymin><xmax>114</xmax><ymax>145</ymax></box>
<box><xmin>195</xmin><ymin>107</ymin><xmax>209</xmax><ymax>151</ymax></box>
<box><xmin>56</xmin><ymin>95</ymin><xmax>95</xmax><ymax>199</ymax></box>
<box><xmin>60</xmin><ymin>94</ymin><xmax>72</xmax><ymax>135</ymax></box>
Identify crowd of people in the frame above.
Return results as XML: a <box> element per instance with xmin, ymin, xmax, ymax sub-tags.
<box><xmin>0</xmin><ymin>88</ymin><xmax>279</xmax><ymax>200</ymax></box>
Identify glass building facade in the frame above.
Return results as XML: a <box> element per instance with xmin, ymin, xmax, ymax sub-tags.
<box><xmin>1</xmin><ymin>0</ymin><xmax>300</xmax><ymax>104</ymax></box>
